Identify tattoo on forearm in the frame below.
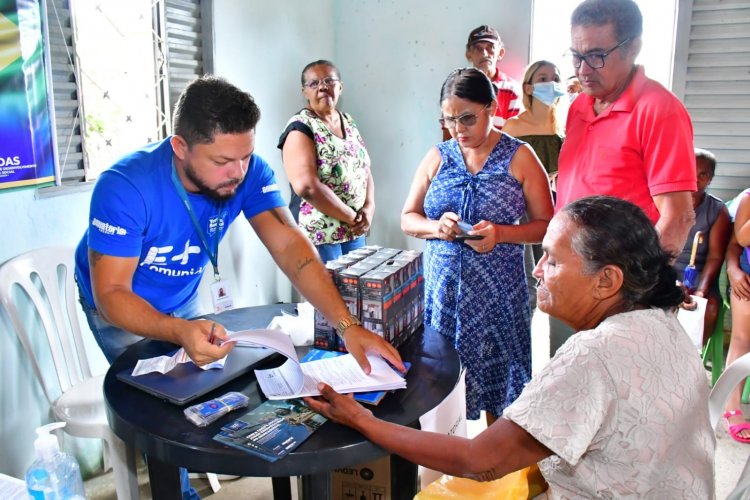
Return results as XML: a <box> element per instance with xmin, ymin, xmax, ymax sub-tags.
<box><xmin>269</xmin><ymin>207</ymin><xmax>297</xmax><ymax>228</ymax></box>
<box><xmin>89</xmin><ymin>250</ymin><xmax>104</xmax><ymax>268</ymax></box>
<box><xmin>293</xmin><ymin>257</ymin><xmax>313</xmax><ymax>279</ymax></box>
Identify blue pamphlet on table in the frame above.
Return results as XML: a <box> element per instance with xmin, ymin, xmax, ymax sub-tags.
<box><xmin>214</xmin><ymin>399</ymin><xmax>326</xmax><ymax>462</ymax></box>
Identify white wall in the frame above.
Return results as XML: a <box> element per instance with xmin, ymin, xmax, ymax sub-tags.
<box><xmin>211</xmin><ymin>0</ymin><xmax>531</xmax><ymax>257</ymax></box>
<box><xmin>332</xmin><ymin>0</ymin><xmax>531</xmax><ymax>249</ymax></box>
<box><xmin>207</xmin><ymin>0</ymin><xmax>337</xmax><ymax>307</ymax></box>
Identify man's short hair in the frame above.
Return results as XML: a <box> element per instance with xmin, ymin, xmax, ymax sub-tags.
<box><xmin>466</xmin><ymin>25</ymin><xmax>502</xmax><ymax>49</ymax></box>
<box><xmin>173</xmin><ymin>75</ymin><xmax>261</xmax><ymax>146</ymax></box>
<box><xmin>571</xmin><ymin>0</ymin><xmax>643</xmax><ymax>41</ymax></box>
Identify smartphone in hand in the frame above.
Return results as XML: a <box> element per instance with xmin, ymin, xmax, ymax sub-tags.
<box><xmin>455</xmin><ymin>221</ymin><xmax>484</xmax><ymax>241</ymax></box>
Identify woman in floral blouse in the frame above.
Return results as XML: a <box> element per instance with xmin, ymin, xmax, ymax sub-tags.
<box><xmin>279</xmin><ymin>60</ymin><xmax>374</xmax><ymax>263</ymax></box>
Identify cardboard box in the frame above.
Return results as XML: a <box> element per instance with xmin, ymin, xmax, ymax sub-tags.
<box><xmin>360</xmin><ymin>269</ymin><xmax>398</xmax><ymax>343</ymax></box>
<box><xmin>313</xmin><ymin>247</ymin><xmax>424</xmax><ymax>351</ymax></box>
<box><xmin>331</xmin><ymin>455</ymin><xmax>390</xmax><ymax>500</ymax></box>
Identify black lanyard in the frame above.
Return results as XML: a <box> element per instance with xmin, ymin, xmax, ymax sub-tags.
<box><xmin>170</xmin><ymin>163</ymin><xmax>222</xmax><ymax>279</ymax></box>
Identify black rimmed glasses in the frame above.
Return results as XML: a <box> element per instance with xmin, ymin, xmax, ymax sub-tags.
<box><xmin>304</xmin><ymin>77</ymin><xmax>340</xmax><ymax>89</ymax></box>
<box><xmin>439</xmin><ymin>104</ymin><xmax>490</xmax><ymax>129</ymax></box>
<box><xmin>565</xmin><ymin>37</ymin><xmax>631</xmax><ymax>69</ymax></box>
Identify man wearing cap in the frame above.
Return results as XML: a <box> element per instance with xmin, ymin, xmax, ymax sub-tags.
<box><xmin>465</xmin><ymin>25</ymin><xmax>522</xmax><ymax>129</ymax></box>
<box><xmin>551</xmin><ymin>0</ymin><xmax>696</xmax><ymax>355</ymax></box>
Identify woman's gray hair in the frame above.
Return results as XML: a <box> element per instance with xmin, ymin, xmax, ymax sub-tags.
<box><xmin>562</xmin><ymin>196</ymin><xmax>683</xmax><ymax>310</ymax></box>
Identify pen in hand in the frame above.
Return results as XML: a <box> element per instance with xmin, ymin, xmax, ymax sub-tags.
<box><xmin>208</xmin><ymin>322</ymin><xmax>216</xmax><ymax>345</ymax></box>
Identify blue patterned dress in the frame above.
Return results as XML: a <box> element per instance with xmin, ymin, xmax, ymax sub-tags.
<box><xmin>424</xmin><ymin>134</ymin><xmax>531</xmax><ymax>420</ymax></box>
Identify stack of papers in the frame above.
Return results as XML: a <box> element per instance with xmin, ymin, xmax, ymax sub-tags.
<box><xmin>300</xmin><ymin>349</ymin><xmax>411</xmax><ymax>405</ymax></box>
<box><xmin>225</xmin><ymin>329</ymin><xmax>407</xmax><ymax>400</ymax></box>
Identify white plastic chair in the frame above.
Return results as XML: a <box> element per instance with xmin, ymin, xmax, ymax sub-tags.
<box><xmin>709</xmin><ymin>351</ymin><xmax>750</xmax><ymax>500</ymax></box>
<box><xmin>0</xmin><ymin>246</ymin><xmax>138</xmax><ymax>500</ymax></box>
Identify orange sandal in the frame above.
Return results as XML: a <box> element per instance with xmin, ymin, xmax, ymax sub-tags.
<box><xmin>724</xmin><ymin>410</ymin><xmax>750</xmax><ymax>444</ymax></box>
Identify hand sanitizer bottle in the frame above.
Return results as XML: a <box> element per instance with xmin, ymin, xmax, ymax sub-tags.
<box><xmin>25</xmin><ymin>422</ymin><xmax>86</xmax><ymax>499</ymax></box>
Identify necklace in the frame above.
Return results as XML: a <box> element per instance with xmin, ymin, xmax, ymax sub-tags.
<box><xmin>309</xmin><ymin>108</ymin><xmax>343</xmax><ymax>138</ymax></box>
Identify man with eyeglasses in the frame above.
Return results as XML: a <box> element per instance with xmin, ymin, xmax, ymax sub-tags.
<box><xmin>464</xmin><ymin>25</ymin><xmax>522</xmax><ymax>129</ymax></box>
<box><xmin>551</xmin><ymin>0</ymin><xmax>696</xmax><ymax>355</ymax></box>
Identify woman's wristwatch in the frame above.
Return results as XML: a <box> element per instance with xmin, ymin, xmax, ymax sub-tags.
<box><xmin>335</xmin><ymin>314</ymin><xmax>362</xmax><ymax>338</ymax></box>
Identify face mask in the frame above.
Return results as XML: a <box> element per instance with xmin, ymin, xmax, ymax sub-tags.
<box><xmin>567</xmin><ymin>92</ymin><xmax>579</xmax><ymax>104</ymax></box>
<box><xmin>532</xmin><ymin>81</ymin><xmax>565</xmax><ymax>106</ymax></box>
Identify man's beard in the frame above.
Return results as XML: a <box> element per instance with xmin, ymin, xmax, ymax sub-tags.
<box><xmin>184</xmin><ymin>161</ymin><xmax>241</xmax><ymax>201</ymax></box>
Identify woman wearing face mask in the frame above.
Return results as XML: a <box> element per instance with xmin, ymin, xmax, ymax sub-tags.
<box><xmin>503</xmin><ymin>61</ymin><xmax>565</xmax><ymax>310</ymax></box>
<box><xmin>502</xmin><ymin>60</ymin><xmax>565</xmax><ymax>194</ymax></box>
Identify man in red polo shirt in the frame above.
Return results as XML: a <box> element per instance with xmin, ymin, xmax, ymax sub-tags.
<box><xmin>557</xmin><ymin>0</ymin><xmax>696</xmax><ymax>252</ymax></box>
<box><xmin>552</xmin><ymin>0</ymin><xmax>696</xmax><ymax>354</ymax></box>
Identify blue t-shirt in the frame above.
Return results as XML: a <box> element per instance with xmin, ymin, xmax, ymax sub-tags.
<box><xmin>75</xmin><ymin>137</ymin><xmax>285</xmax><ymax>313</ymax></box>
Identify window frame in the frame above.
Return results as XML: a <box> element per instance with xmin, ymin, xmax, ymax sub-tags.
<box><xmin>38</xmin><ymin>0</ymin><xmax>213</xmax><ymax>198</ymax></box>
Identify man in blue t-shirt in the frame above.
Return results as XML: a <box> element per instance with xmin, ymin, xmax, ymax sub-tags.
<box><xmin>75</xmin><ymin>76</ymin><xmax>403</xmax><ymax>376</ymax></box>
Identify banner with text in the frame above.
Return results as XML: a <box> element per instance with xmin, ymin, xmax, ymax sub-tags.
<box><xmin>0</xmin><ymin>0</ymin><xmax>55</xmax><ymax>190</ymax></box>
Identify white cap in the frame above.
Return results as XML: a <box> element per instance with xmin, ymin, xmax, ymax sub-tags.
<box><xmin>34</xmin><ymin>422</ymin><xmax>66</xmax><ymax>462</ymax></box>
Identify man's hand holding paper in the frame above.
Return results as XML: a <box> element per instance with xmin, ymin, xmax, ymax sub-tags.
<box><xmin>177</xmin><ymin>319</ymin><xmax>234</xmax><ymax>366</ymax></box>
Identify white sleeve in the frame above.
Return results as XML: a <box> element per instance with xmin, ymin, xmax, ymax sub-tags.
<box><xmin>503</xmin><ymin>337</ymin><xmax>616</xmax><ymax>466</ymax></box>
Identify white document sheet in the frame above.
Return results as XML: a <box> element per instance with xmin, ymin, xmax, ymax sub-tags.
<box><xmin>131</xmin><ymin>328</ymin><xmax>287</xmax><ymax>376</ymax></box>
<box><xmin>677</xmin><ymin>294</ymin><xmax>708</xmax><ymax>349</ymax></box>
<box><xmin>256</xmin><ymin>352</ymin><xmax>406</xmax><ymax>400</ymax></box>
<box><xmin>130</xmin><ymin>328</ymin><xmax>407</xmax><ymax>400</ymax></box>
<box><xmin>131</xmin><ymin>346</ymin><xmax>227</xmax><ymax>376</ymax></box>
<box><xmin>0</xmin><ymin>472</ymin><xmax>26</xmax><ymax>500</ymax></box>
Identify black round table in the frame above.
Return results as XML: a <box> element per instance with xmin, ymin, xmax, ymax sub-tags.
<box><xmin>104</xmin><ymin>304</ymin><xmax>461</xmax><ymax>500</ymax></box>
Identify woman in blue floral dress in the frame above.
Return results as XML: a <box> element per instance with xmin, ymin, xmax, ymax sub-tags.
<box><xmin>279</xmin><ymin>60</ymin><xmax>374</xmax><ymax>263</ymax></box>
<box><xmin>402</xmin><ymin>68</ymin><xmax>554</xmax><ymax>423</ymax></box>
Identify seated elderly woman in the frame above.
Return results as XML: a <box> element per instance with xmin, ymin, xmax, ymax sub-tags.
<box><xmin>307</xmin><ymin>196</ymin><xmax>715</xmax><ymax>498</ymax></box>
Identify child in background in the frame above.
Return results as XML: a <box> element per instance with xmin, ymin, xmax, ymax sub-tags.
<box><xmin>674</xmin><ymin>148</ymin><xmax>731</xmax><ymax>343</ymax></box>
<box><xmin>724</xmin><ymin>190</ymin><xmax>750</xmax><ymax>443</ymax></box>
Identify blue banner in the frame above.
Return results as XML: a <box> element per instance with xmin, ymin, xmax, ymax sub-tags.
<box><xmin>0</xmin><ymin>0</ymin><xmax>55</xmax><ymax>190</ymax></box>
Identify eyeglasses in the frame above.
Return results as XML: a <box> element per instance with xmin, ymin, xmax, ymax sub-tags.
<box><xmin>304</xmin><ymin>77</ymin><xmax>340</xmax><ymax>89</ymax></box>
<box><xmin>439</xmin><ymin>104</ymin><xmax>490</xmax><ymax>129</ymax></box>
<box><xmin>566</xmin><ymin>37</ymin><xmax>631</xmax><ymax>70</ymax></box>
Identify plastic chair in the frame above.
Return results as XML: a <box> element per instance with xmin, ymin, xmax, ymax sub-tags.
<box><xmin>703</xmin><ymin>298</ymin><xmax>727</xmax><ymax>386</ymax></box>
<box><xmin>0</xmin><ymin>246</ymin><xmax>138</xmax><ymax>500</ymax></box>
<box><xmin>709</xmin><ymin>351</ymin><xmax>750</xmax><ymax>500</ymax></box>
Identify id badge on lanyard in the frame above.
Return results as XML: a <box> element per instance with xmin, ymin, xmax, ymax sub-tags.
<box><xmin>171</xmin><ymin>164</ymin><xmax>233</xmax><ymax>314</ymax></box>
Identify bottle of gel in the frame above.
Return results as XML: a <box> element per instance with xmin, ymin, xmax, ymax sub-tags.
<box><xmin>25</xmin><ymin>422</ymin><xmax>86</xmax><ymax>499</ymax></box>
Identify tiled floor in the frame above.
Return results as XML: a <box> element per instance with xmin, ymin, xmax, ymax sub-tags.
<box><xmin>85</xmin><ymin>310</ymin><xmax>749</xmax><ymax>499</ymax></box>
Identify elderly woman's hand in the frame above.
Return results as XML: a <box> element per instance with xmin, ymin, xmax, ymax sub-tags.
<box><xmin>304</xmin><ymin>383</ymin><xmax>373</xmax><ymax>429</ymax></box>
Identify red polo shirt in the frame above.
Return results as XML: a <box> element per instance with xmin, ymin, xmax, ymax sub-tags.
<box><xmin>556</xmin><ymin>66</ymin><xmax>696</xmax><ymax>223</ymax></box>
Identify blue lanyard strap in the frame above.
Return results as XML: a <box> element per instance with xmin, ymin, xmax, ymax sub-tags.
<box><xmin>170</xmin><ymin>163</ymin><xmax>221</xmax><ymax>279</ymax></box>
